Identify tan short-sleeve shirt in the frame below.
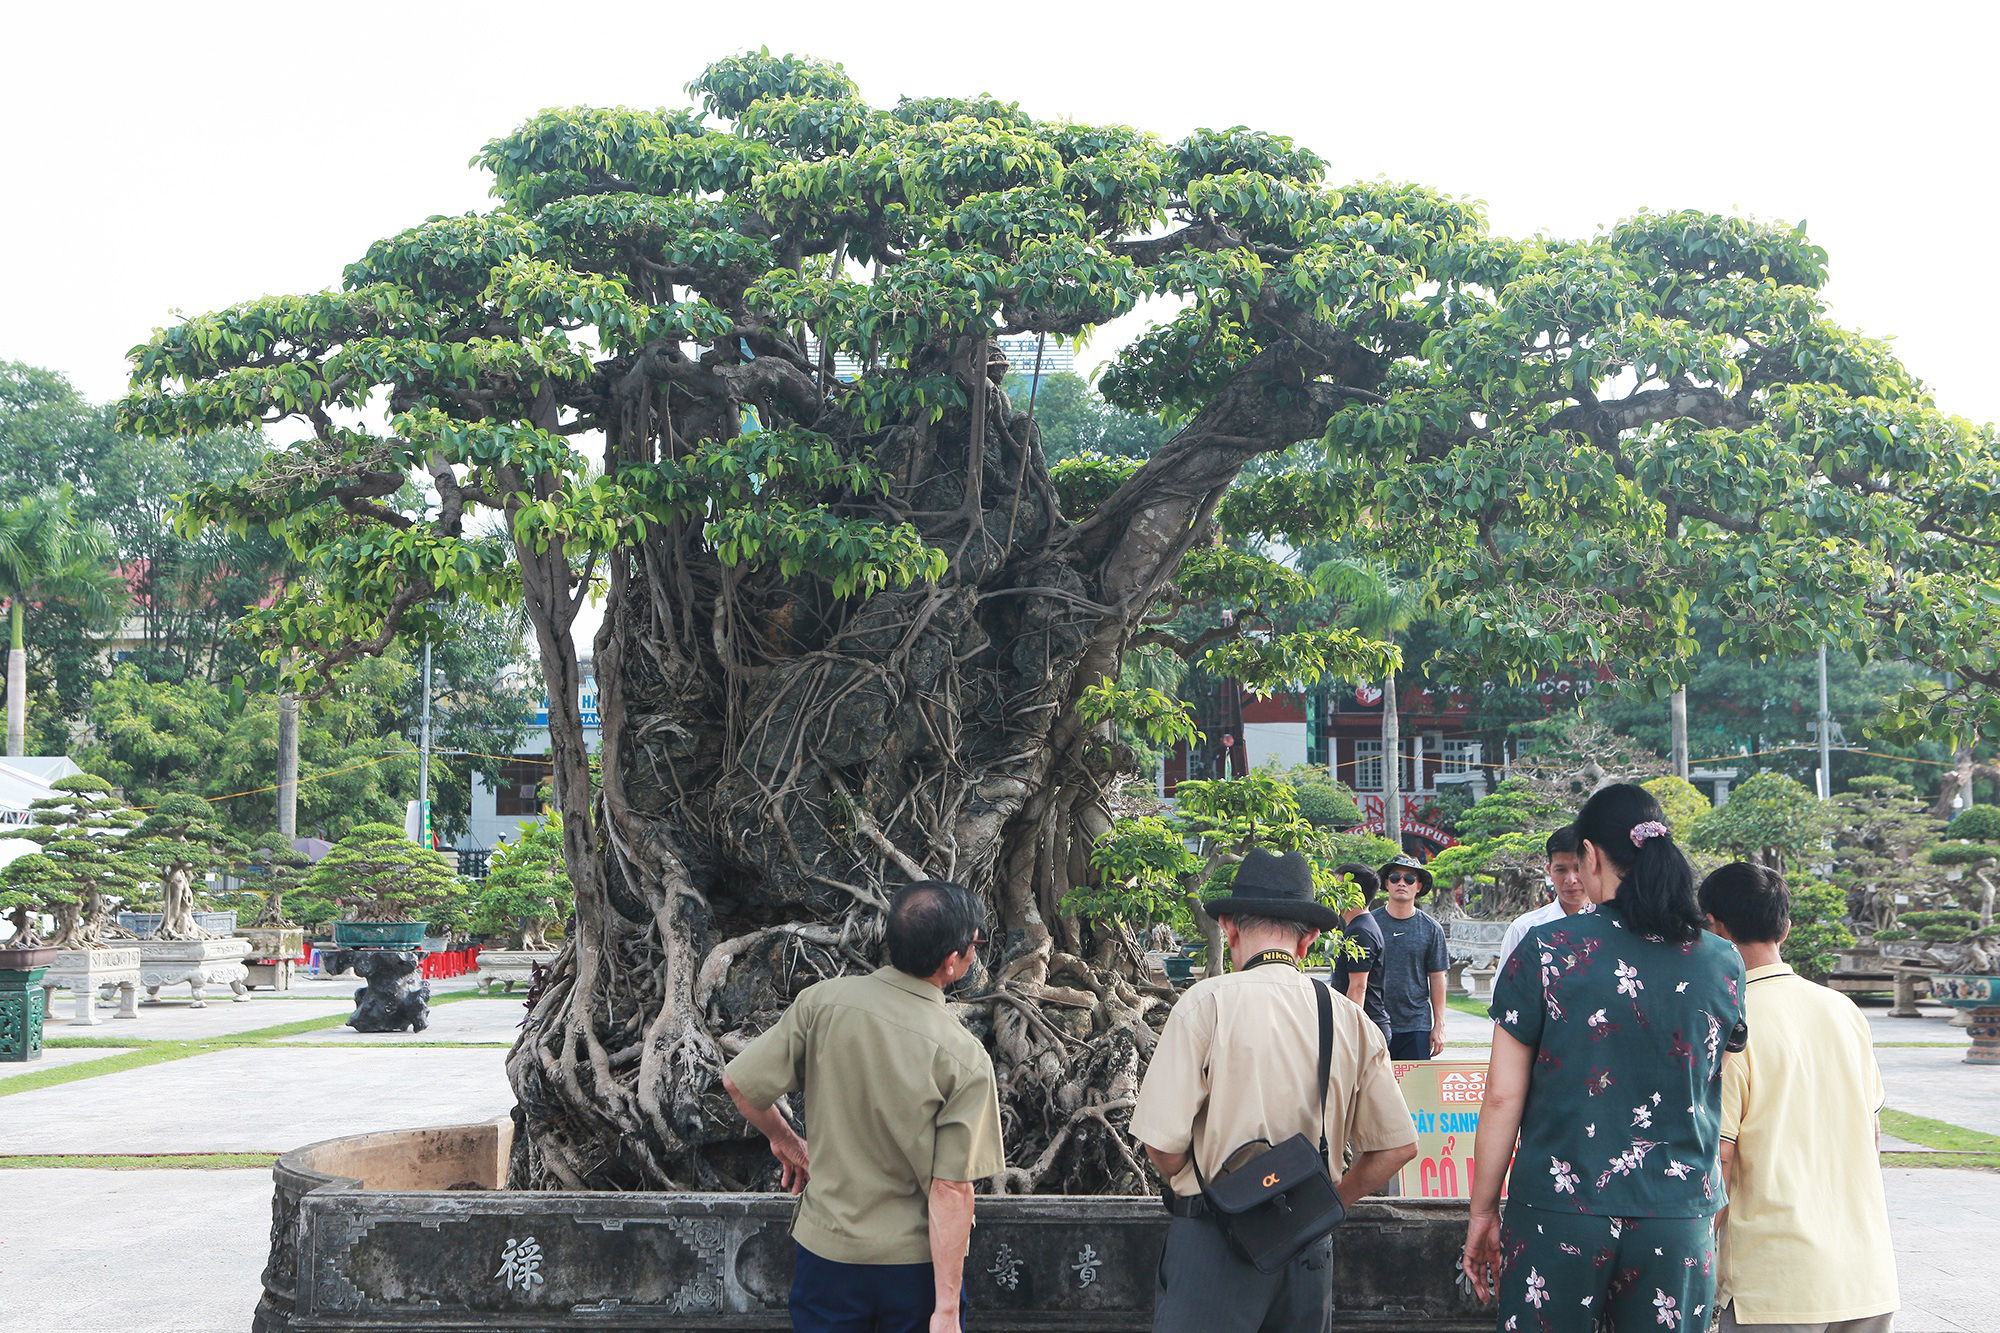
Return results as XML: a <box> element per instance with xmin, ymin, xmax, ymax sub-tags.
<box><xmin>1130</xmin><ymin>962</ymin><xmax>1415</xmax><ymax>1196</ymax></box>
<box><xmin>724</xmin><ymin>966</ymin><xmax>1006</xmax><ymax>1264</ymax></box>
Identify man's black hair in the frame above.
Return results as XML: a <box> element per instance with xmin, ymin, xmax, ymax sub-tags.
<box><xmin>1545</xmin><ymin>825</ymin><xmax>1580</xmax><ymax>859</ymax></box>
<box><xmin>886</xmin><ymin>879</ymin><xmax>984</xmax><ymax>977</ymax></box>
<box><xmin>1336</xmin><ymin>862</ymin><xmax>1381</xmax><ymax>906</ymax></box>
<box><xmin>1697</xmin><ymin>861</ymin><xmax>1790</xmax><ymax>945</ymax></box>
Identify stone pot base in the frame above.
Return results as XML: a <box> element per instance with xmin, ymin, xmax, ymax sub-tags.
<box><xmin>256</xmin><ymin>1120</ymin><xmax>1485</xmax><ymax>1332</ymax></box>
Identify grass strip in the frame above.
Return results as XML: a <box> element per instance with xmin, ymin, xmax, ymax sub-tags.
<box><xmin>7</xmin><ymin>987</ymin><xmax>507</xmax><ymax>1096</ymax></box>
<box><xmin>1446</xmin><ymin>995</ymin><xmax>1492</xmax><ymax>1019</ymax></box>
<box><xmin>0</xmin><ymin>1152</ymin><xmax>277</xmax><ymax>1170</ymax></box>
<box><xmin>1881</xmin><ymin>1151</ymin><xmax>2000</xmax><ymax>1170</ymax></box>
<box><xmin>0</xmin><ymin>1043</ymin><xmax>210</xmax><ymax>1098</ymax></box>
<box><xmin>1880</xmin><ymin>1107</ymin><xmax>2000</xmax><ymax>1154</ymax></box>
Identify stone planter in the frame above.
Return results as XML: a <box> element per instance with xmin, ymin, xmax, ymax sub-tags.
<box><xmin>117</xmin><ymin>910</ymin><xmax>239</xmax><ymax>938</ymax></box>
<box><xmin>138</xmin><ymin>935</ymin><xmax>253</xmax><ymax>1007</ymax></box>
<box><xmin>38</xmin><ymin>946</ymin><xmax>141</xmax><ymax>1024</ymax></box>
<box><xmin>0</xmin><ymin>945</ymin><xmax>57</xmax><ymax>1061</ymax></box>
<box><xmin>1929</xmin><ymin>973</ymin><xmax>2000</xmax><ymax>1065</ymax></box>
<box><xmin>331</xmin><ymin>920</ymin><xmax>427</xmax><ymax>949</ymax></box>
<box><xmin>474</xmin><ymin>948</ymin><xmax>557</xmax><ymax>994</ymax></box>
<box><xmin>255</xmin><ymin>1119</ymin><xmax>1485</xmax><ymax>1333</ymax></box>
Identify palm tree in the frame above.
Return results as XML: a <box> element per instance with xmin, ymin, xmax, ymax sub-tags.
<box><xmin>1311</xmin><ymin>558</ymin><xmax>1427</xmax><ymax>851</ymax></box>
<box><xmin>0</xmin><ymin>486</ymin><xmax>122</xmax><ymax>756</ymax></box>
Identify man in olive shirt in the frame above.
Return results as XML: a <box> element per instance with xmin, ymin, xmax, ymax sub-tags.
<box><xmin>1133</xmin><ymin>850</ymin><xmax>1418</xmax><ymax>1333</ymax></box>
<box><xmin>724</xmin><ymin>880</ymin><xmax>1006</xmax><ymax>1333</ymax></box>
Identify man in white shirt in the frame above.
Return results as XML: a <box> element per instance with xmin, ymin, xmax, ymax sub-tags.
<box><xmin>1495</xmin><ymin>825</ymin><xmax>1589</xmax><ymax>973</ymax></box>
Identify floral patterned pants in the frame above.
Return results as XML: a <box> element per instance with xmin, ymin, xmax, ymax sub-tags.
<box><xmin>1494</xmin><ymin>1204</ymin><xmax>1717</xmax><ymax>1332</ymax></box>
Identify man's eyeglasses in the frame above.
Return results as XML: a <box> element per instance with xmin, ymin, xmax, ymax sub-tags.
<box><xmin>965</xmin><ymin>932</ymin><xmax>987</xmax><ymax>953</ymax></box>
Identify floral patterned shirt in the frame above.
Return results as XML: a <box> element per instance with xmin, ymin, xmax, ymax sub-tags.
<box><xmin>1489</xmin><ymin>898</ymin><xmax>1747</xmax><ymax>1218</ymax></box>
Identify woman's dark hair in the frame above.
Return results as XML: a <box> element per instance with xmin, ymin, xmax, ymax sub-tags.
<box><xmin>1698</xmin><ymin>861</ymin><xmax>1790</xmax><ymax>945</ymax></box>
<box><xmin>885</xmin><ymin>880</ymin><xmax>984</xmax><ymax>977</ymax></box>
<box><xmin>1573</xmin><ymin>783</ymin><xmax>1705</xmax><ymax>943</ymax></box>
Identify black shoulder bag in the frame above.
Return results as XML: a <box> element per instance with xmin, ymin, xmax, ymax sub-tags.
<box><xmin>1190</xmin><ymin>978</ymin><xmax>1347</xmax><ymax>1273</ymax></box>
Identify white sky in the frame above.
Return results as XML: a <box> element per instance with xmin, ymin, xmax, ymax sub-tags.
<box><xmin>4</xmin><ymin>0</ymin><xmax>1996</xmax><ymax>432</ymax></box>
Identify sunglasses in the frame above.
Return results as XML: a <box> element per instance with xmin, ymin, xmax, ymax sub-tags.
<box><xmin>965</xmin><ymin>932</ymin><xmax>987</xmax><ymax>952</ymax></box>
<box><xmin>1386</xmin><ymin>873</ymin><xmax>1422</xmax><ymax>885</ymax></box>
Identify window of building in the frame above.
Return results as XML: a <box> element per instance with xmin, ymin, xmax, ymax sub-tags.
<box><xmin>1441</xmin><ymin>739</ymin><xmax>1481</xmax><ymax>776</ymax></box>
<box><xmin>1354</xmin><ymin>739</ymin><xmax>1384</xmax><ymax>791</ymax></box>
<box><xmin>494</xmin><ymin>755</ymin><xmax>549</xmax><ymax>817</ymax></box>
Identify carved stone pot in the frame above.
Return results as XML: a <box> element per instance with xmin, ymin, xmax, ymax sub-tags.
<box><xmin>139</xmin><ymin>935</ymin><xmax>253</xmax><ymax>1007</ymax></box>
<box><xmin>0</xmin><ymin>945</ymin><xmax>57</xmax><ymax>1061</ymax></box>
<box><xmin>39</xmin><ymin>946</ymin><xmax>142</xmax><ymax>1024</ymax></box>
<box><xmin>254</xmin><ymin>1120</ymin><xmax>1487</xmax><ymax>1332</ymax></box>
<box><xmin>1929</xmin><ymin>973</ymin><xmax>2000</xmax><ymax>1064</ymax></box>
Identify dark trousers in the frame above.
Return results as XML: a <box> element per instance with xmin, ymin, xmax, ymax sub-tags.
<box><xmin>1388</xmin><ymin>1029</ymin><xmax>1431</xmax><ymax>1061</ymax></box>
<box><xmin>1152</xmin><ymin>1214</ymin><xmax>1334</xmax><ymax>1333</ymax></box>
<box><xmin>791</xmin><ymin>1243</ymin><xmax>967</xmax><ymax>1333</ymax></box>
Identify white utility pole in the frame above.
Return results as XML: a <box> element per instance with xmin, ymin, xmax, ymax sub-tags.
<box><xmin>416</xmin><ymin>638</ymin><xmax>433</xmax><ymax>846</ymax></box>
<box><xmin>1816</xmin><ymin>644</ymin><xmax>1832</xmax><ymax>800</ymax></box>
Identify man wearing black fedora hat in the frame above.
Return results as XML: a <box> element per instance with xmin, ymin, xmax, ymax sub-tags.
<box><xmin>1371</xmin><ymin>854</ymin><xmax>1449</xmax><ymax>1062</ymax></box>
<box><xmin>1130</xmin><ymin>849</ymin><xmax>1417</xmax><ymax>1332</ymax></box>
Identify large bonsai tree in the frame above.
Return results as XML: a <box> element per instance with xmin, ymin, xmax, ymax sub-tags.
<box><xmin>131</xmin><ymin>53</ymin><xmax>2000</xmax><ymax>1191</ymax></box>
<box><xmin>128</xmin><ymin>792</ymin><xmax>245</xmax><ymax>939</ymax></box>
<box><xmin>304</xmin><ymin>822</ymin><xmax>469</xmax><ymax>924</ymax></box>
<box><xmin>473</xmin><ymin>813</ymin><xmax>572</xmax><ymax>950</ymax></box>
<box><xmin>0</xmin><ymin>774</ymin><xmax>146</xmax><ymax>948</ymax></box>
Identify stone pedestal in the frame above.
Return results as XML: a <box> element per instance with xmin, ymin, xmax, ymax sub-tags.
<box><xmin>1446</xmin><ymin>919</ymin><xmax>1505</xmax><ymax>999</ymax></box>
<box><xmin>139</xmin><ymin>936</ymin><xmax>254</xmax><ymax>1008</ymax></box>
<box><xmin>475</xmin><ymin>949</ymin><xmax>558</xmax><ymax>994</ymax></box>
<box><xmin>247</xmin><ymin>960</ymin><xmax>295</xmax><ymax>991</ymax></box>
<box><xmin>39</xmin><ymin>946</ymin><xmax>142</xmax><ymax>1024</ymax></box>
<box><xmin>240</xmin><ymin>925</ymin><xmax>307</xmax><ymax>959</ymax></box>
<box><xmin>0</xmin><ymin>947</ymin><xmax>56</xmax><ymax>1061</ymax></box>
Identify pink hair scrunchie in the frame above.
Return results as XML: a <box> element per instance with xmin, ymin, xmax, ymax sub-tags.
<box><xmin>1629</xmin><ymin>820</ymin><xmax>1669</xmax><ymax>847</ymax></box>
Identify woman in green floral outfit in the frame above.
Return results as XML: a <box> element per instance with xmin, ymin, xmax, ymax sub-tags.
<box><xmin>1463</xmin><ymin>784</ymin><xmax>1747</xmax><ymax>1332</ymax></box>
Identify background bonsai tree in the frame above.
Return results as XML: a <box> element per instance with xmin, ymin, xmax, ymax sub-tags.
<box><xmin>0</xmin><ymin>774</ymin><xmax>146</xmax><ymax>948</ymax></box>
<box><xmin>128</xmin><ymin>793</ymin><xmax>244</xmax><ymax>939</ymax></box>
<box><xmin>1691</xmin><ymin>771</ymin><xmax>1834</xmax><ymax>875</ymax></box>
<box><xmin>1426</xmin><ymin>777</ymin><xmax>1572</xmax><ymax>918</ymax></box>
<box><xmin>1640</xmin><ymin>775</ymin><xmax>1712</xmax><ymax>839</ymax></box>
<box><xmin>303</xmin><ymin>822</ymin><xmax>469</xmax><ymax>925</ymax></box>
<box><xmin>237</xmin><ymin>832</ymin><xmax>313</xmax><ymax>927</ymax></box>
<box><xmin>472</xmin><ymin>814</ymin><xmax>572</xmax><ymax>950</ymax></box>
<box><xmin>134</xmin><ymin>51</ymin><xmax>2000</xmax><ymax>1191</ymax></box>
<box><xmin>1828</xmin><ymin>776</ymin><xmax>1945</xmax><ymax>935</ymax></box>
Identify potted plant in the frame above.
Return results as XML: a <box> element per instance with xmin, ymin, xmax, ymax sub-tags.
<box><xmin>306</xmin><ymin>822</ymin><xmax>469</xmax><ymax>947</ymax></box>
<box><xmin>468</xmin><ymin>814</ymin><xmax>570</xmax><ymax>992</ymax></box>
<box><xmin>1912</xmin><ymin>806</ymin><xmax>2000</xmax><ymax>1061</ymax></box>
<box><xmin>0</xmin><ymin>774</ymin><xmax>149</xmax><ymax>1024</ymax></box>
<box><xmin>232</xmin><ymin>833</ymin><xmax>313</xmax><ymax>965</ymax></box>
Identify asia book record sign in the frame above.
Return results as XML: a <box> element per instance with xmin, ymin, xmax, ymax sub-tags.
<box><xmin>1387</xmin><ymin>1060</ymin><xmax>1509</xmax><ymax>1200</ymax></box>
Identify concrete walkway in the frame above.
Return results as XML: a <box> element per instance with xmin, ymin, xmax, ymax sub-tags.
<box><xmin>0</xmin><ymin>1047</ymin><xmax>513</xmax><ymax>1154</ymax></box>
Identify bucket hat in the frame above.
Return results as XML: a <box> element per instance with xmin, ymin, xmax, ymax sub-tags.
<box><xmin>1377</xmin><ymin>853</ymin><xmax>1433</xmax><ymax>896</ymax></box>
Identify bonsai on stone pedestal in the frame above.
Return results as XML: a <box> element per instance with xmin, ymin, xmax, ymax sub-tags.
<box><xmin>306</xmin><ymin>823</ymin><xmax>469</xmax><ymax>1032</ymax></box>
<box><xmin>0</xmin><ymin>774</ymin><xmax>147</xmax><ymax>1024</ymax></box>
<box><xmin>232</xmin><ymin>834</ymin><xmax>313</xmax><ymax>988</ymax></box>
<box><xmin>125</xmin><ymin>794</ymin><xmax>254</xmax><ymax>1006</ymax></box>
<box><xmin>471</xmin><ymin>814</ymin><xmax>569</xmax><ymax>994</ymax></box>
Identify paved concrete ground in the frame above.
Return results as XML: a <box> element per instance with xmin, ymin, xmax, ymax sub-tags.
<box><xmin>39</xmin><ymin>973</ymin><xmax>486</xmax><ymax>1042</ymax></box>
<box><xmin>0</xmin><ymin>1047</ymin><xmax>513</xmax><ymax>1154</ymax></box>
<box><xmin>0</xmin><ymin>1166</ymin><xmax>1986</xmax><ymax>1333</ymax></box>
<box><xmin>1877</xmin><ymin>1045</ymin><xmax>2000</xmax><ymax>1135</ymax></box>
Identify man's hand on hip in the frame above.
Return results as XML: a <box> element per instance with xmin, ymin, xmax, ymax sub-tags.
<box><xmin>771</xmin><ymin>1129</ymin><xmax>810</xmax><ymax>1193</ymax></box>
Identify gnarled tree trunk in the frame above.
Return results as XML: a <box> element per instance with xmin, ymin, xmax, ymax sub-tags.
<box><xmin>504</xmin><ymin>343</ymin><xmax>1374</xmax><ymax>1193</ymax></box>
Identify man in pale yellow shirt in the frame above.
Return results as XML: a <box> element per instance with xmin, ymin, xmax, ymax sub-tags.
<box><xmin>1700</xmin><ymin>862</ymin><xmax>1898</xmax><ymax>1333</ymax></box>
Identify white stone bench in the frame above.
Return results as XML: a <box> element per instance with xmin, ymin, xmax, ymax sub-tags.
<box><xmin>475</xmin><ymin>949</ymin><xmax>558</xmax><ymax>994</ymax></box>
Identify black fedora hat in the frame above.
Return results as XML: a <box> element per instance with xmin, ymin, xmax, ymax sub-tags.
<box><xmin>1203</xmin><ymin>849</ymin><xmax>1340</xmax><ymax>931</ymax></box>
<box><xmin>1378</xmin><ymin>854</ymin><xmax>1433</xmax><ymax>896</ymax></box>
